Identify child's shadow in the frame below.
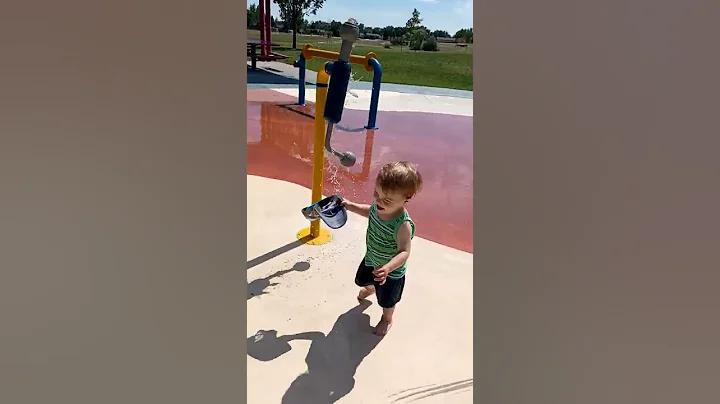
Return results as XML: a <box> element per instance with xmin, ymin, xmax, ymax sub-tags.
<box><xmin>248</xmin><ymin>261</ymin><xmax>310</xmax><ymax>300</ymax></box>
<box><xmin>247</xmin><ymin>300</ymin><xmax>382</xmax><ymax>403</ymax></box>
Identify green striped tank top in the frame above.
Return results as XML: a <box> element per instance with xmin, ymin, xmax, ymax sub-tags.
<box><xmin>364</xmin><ymin>203</ymin><xmax>415</xmax><ymax>279</ymax></box>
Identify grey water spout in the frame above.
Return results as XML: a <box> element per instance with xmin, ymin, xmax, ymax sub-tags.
<box><xmin>323</xmin><ymin>18</ymin><xmax>360</xmax><ymax>168</ymax></box>
<box><xmin>324</xmin><ymin>123</ymin><xmax>357</xmax><ymax>167</ymax></box>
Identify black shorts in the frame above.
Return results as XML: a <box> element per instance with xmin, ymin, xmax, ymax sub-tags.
<box><xmin>354</xmin><ymin>260</ymin><xmax>405</xmax><ymax>308</ymax></box>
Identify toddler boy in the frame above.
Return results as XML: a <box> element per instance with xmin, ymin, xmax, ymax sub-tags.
<box><xmin>342</xmin><ymin>161</ymin><xmax>423</xmax><ymax>336</ymax></box>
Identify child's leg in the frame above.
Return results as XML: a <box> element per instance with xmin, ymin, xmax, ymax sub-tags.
<box><xmin>373</xmin><ymin>275</ymin><xmax>406</xmax><ymax>336</ymax></box>
<box><xmin>357</xmin><ymin>285</ymin><xmax>375</xmax><ymax>302</ymax></box>
<box><xmin>354</xmin><ymin>260</ymin><xmax>376</xmax><ymax>303</ymax></box>
<box><xmin>374</xmin><ymin>306</ymin><xmax>394</xmax><ymax>336</ymax></box>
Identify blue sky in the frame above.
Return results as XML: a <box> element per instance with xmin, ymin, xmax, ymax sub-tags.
<box><xmin>247</xmin><ymin>0</ymin><xmax>473</xmax><ymax>34</ymax></box>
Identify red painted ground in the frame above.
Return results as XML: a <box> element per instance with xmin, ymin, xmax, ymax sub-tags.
<box><xmin>247</xmin><ymin>89</ymin><xmax>473</xmax><ymax>253</ymax></box>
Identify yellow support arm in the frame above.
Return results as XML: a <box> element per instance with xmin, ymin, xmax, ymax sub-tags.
<box><xmin>302</xmin><ymin>44</ymin><xmax>376</xmax><ymax>72</ymax></box>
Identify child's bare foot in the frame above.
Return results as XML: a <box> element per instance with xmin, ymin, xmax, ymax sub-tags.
<box><xmin>356</xmin><ymin>286</ymin><xmax>375</xmax><ymax>303</ymax></box>
<box><xmin>373</xmin><ymin>319</ymin><xmax>392</xmax><ymax>336</ymax></box>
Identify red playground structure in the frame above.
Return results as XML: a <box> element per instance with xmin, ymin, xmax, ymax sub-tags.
<box><xmin>247</xmin><ymin>0</ymin><xmax>288</xmax><ymax>69</ymax></box>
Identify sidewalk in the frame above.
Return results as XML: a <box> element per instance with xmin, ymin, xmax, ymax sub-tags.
<box><xmin>247</xmin><ymin>61</ymin><xmax>474</xmax><ymax>100</ymax></box>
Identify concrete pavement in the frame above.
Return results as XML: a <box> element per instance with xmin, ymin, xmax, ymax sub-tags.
<box><xmin>247</xmin><ymin>175</ymin><xmax>473</xmax><ymax>403</ymax></box>
<box><xmin>271</xmin><ymin>87</ymin><xmax>473</xmax><ymax>117</ymax></box>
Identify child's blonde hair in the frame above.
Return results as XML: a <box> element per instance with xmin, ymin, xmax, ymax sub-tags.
<box><xmin>376</xmin><ymin>161</ymin><xmax>423</xmax><ymax>199</ymax></box>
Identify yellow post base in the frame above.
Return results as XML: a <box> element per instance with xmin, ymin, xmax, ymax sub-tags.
<box><xmin>297</xmin><ymin>227</ymin><xmax>333</xmax><ymax>245</ymax></box>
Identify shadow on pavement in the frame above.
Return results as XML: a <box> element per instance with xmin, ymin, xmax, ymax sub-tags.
<box><xmin>247</xmin><ymin>65</ymin><xmax>301</xmax><ymax>85</ymax></box>
<box><xmin>247</xmin><ymin>300</ymin><xmax>382</xmax><ymax>403</ymax></box>
<box><xmin>247</xmin><ymin>261</ymin><xmax>310</xmax><ymax>300</ymax></box>
<box><xmin>247</xmin><ymin>236</ymin><xmax>312</xmax><ymax>269</ymax></box>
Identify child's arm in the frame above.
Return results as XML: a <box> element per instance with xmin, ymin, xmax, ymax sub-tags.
<box><xmin>342</xmin><ymin>199</ymin><xmax>371</xmax><ymax>217</ymax></box>
<box><xmin>373</xmin><ymin>222</ymin><xmax>413</xmax><ymax>284</ymax></box>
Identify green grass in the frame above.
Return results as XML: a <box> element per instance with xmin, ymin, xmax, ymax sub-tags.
<box><xmin>248</xmin><ymin>30</ymin><xmax>473</xmax><ymax>91</ymax></box>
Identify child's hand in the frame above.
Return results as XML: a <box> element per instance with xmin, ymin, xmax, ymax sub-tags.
<box><xmin>373</xmin><ymin>266</ymin><xmax>391</xmax><ymax>285</ymax></box>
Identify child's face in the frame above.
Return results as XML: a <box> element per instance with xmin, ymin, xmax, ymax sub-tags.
<box><xmin>373</xmin><ymin>183</ymin><xmax>409</xmax><ymax>212</ymax></box>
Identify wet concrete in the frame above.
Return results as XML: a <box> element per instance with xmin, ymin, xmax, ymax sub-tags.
<box><xmin>247</xmin><ymin>91</ymin><xmax>473</xmax><ymax>253</ymax></box>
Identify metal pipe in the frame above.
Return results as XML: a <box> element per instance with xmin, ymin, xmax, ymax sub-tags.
<box><xmin>296</xmin><ymin>47</ymin><xmax>381</xmax><ymax>124</ymax></box>
<box><xmin>303</xmin><ymin>46</ymin><xmax>373</xmax><ymax>71</ymax></box>
<box><xmin>366</xmin><ymin>57</ymin><xmax>382</xmax><ymax>129</ymax></box>
<box><xmin>296</xmin><ymin>54</ymin><xmax>306</xmax><ymax>106</ymax></box>
<box><xmin>258</xmin><ymin>0</ymin><xmax>265</xmax><ymax>55</ymax></box>
<box><xmin>323</xmin><ymin>19</ymin><xmax>360</xmax><ymax>167</ymax></box>
<box><xmin>263</xmin><ymin>0</ymin><xmax>271</xmax><ymax>56</ymax></box>
<box><xmin>323</xmin><ymin>124</ymin><xmax>357</xmax><ymax>167</ymax></box>
<box><xmin>338</xmin><ymin>40</ymin><xmax>353</xmax><ymax>62</ymax></box>
<box><xmin>309</xmin><ymin>68</ymin><xmax>331</xmax><ymax>237</ymax></box>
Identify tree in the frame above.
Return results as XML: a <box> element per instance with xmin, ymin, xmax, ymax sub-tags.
<box><xmin>405</xmin><ymin>8</ymin><xmax>422</xmax><ymax>30</ymax></box>
<box><xmin>298</xmin><ymin>16</ymin><xmax>309</xmax><ymax>33</ymax></box>
<box><xmin>309</xmin><ymin>20</ymin><xmax>329</xmax><ymax>36</ymax></box>
<box><xmin>432</xmin><ymin>30</ymin><xmax>450</xmax><ymax>38</ymax></box>
<box><xmin>405</xmin><ymin>8</ymin><xmax>425</xmax><ymax>51</ymax></box>
<box><xmin>381</xmin><ymin>26</ymin><xmax>394</xmax><ymax>40</ymax></box>
<box><xmin>409</xmin><ymin>28</ymin><xmax>428</xmax><ymax>51</ymax></box>
<box><xmin>329</xmin><ymin>19</ymin><xmax>342</xmax><ymax>37</ymax></box>
<box><xmin>421</xmin><ymin>35</ymin><xmax>438</xmax><ymax>51</ymax></box>
<box><xmin>274</xmin><ymin>0</ymin><xmax>326</xmax><ymax>49</ymax></box>
<box><xmin>247</xmin><ymin>4</ymin><xmax>259</xmax><ymax>28</ymax></box>
<box><xmin>453</xmin><ymin>28</ymin><xmax>473</xmax><ymax>43</ymax></box>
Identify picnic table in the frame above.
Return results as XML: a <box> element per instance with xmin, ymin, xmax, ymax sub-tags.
<box><xmin>247</xmin><ymin>39</ymin><xmax>288</xmax><ymax>70</ymax></box>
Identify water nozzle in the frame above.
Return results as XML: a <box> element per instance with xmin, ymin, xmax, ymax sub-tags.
<box><xmin>338</xmin><ymin>151</ymin><xmax>357</xmax><ymax>167</ymax></box>
<box><xmin>324</xmin><ymin>123</ymin><xmax>357</xmax><ymax>167</ymax></box>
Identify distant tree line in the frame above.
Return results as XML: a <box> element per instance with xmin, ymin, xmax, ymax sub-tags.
<box><xmin>248</xmin><ymin>4</ymin><xmax>473</xmax><ymax>51</ymax></box>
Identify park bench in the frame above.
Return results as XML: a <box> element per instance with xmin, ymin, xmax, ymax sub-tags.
<box><xmin>247</xmin><ymin>39</ymin><xmax>289</xmax><ymax>70</ymax></box>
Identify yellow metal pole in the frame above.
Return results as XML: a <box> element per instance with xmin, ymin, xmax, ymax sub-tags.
<box><xmin>297</xmin><ymin>63</ymin><xmax>332</xmax><ymax>245</ymax></box>
<box><xmin>309</xmin><ymin>66</ymin><xmax>330</xmax><ymax>238</ymax></box>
